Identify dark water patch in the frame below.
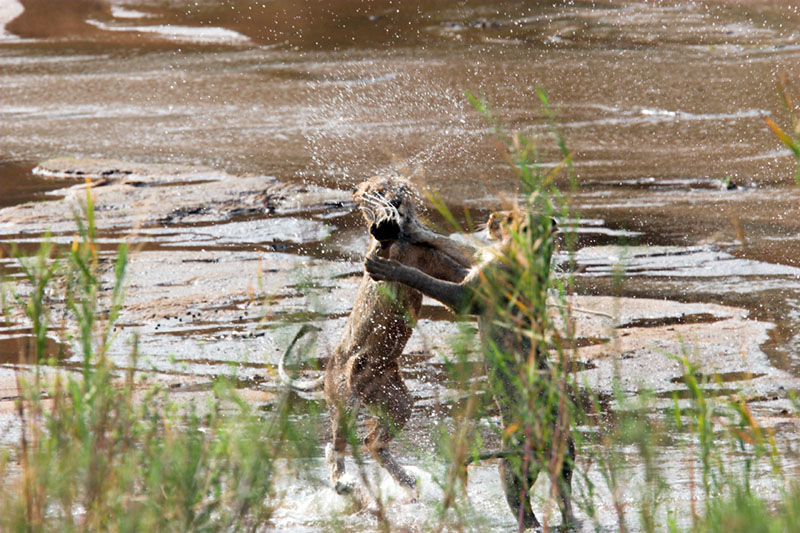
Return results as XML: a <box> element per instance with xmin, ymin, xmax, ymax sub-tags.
<box><xmin>418</xmin><ymin>304</ymin><xmax>458</xmax><ymax>322</ymax></box>
<box><xmin>572</xmin><ymin>336</ymin><xmax>609</xmax><ymax>349</ymax></box>
<box><xmin>134</xmin><ymin>242</ymin><xmax>294</xmax><ymax>255</ymax></box>
<box><xmin>7</xmin><ymin>0</ymin><xmax>111</xmax><ymax>40</ymax></box>
<box><xmin>124</xmin><ymin>178</ymin><xmax>218</xmax><ymax>189</ymax></box>
<box><xmin>655</xmin><ymin>387</ymin><xmax>742</xmax><ymax>401</ymax></box>
<box><xmin>141</xmin><ymin>308</ymin><xmax>301</xmax><ymax>337</ymax></box>
<box><xmin>618</xmin><ymin>312</ymin><xmax>725</xmax><ymax>330</ymax></box>
<box><xmin>328</xmin><ymin>269</ymin><xmax>363</xmax><ymax>281</ymax></box>
<box><xmin>670</xmin><ymin>371</ymin><xmax>767</xmax><ymax>385</ymax></box>
<box><xmin>585</xmin><ymin>176</ymin><xmax>754</xmax><ymax>193</ymax></box>
<box><xmin>157</xmin><ymin>205</ymin><xmax>261</xmax><ymax>226</ymax></box>
<box><xmin>0</xmin><ymin>160</ymin><xmax>81</xmax><ymax>209</ymax></box>
<box><xmin>144</xmin><ymin>313</ymin><xmax>336</xmax><ymax>338</ymax></box>
<box><xmin>166</xmin><ymin>377</ymin><xmax>282</xmax><ymax>394</ymax></box>
<box><xmin>167</xmin><ymin>381</ymin><xmax>216</xmax><ymax>393</ymax></box>
<box><xmin>267</xmin><ymin>310</ymin><xmax>347</xmax><ymax>324</ymax></box>
<box><xmin>149</xmin><ymin>322</ymin><xmax>256</xmax><ymax>337</ymax></box>
<box><xmin>762</xmin><ymin>302</ymin><xmax>800</xmax><ymax>376</ymax></box>
<box><xmin>0</xmin><ymin>334</ymin><xmax>67</xmax><ymax>365</ymax></box>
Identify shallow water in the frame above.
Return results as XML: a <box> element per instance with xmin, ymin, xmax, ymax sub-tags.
<box><xmin>2</xmin><ymin>0</ymin><xmax>800</xmax><ymax>530</ymax></box>
<box><xmin>4</xmin><ymin>0</ymin><xmax>799</xmax><ymax>368</ymax></box>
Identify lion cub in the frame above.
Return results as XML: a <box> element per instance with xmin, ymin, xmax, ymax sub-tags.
<box><xmin>280</xmin><ymin>175</ymin><xmax>472</xmax><ymax>495</ymax></box>
<box><xmin>365</xmin><ymin>209</ymin><xmax>575</xmax><ymax>530</ymax></box>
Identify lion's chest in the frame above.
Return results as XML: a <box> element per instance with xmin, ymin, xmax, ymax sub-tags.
<box><xmin>337</xmin><ymin>274</ymin><xmax>422</xmax><ymax>361</ymax></box>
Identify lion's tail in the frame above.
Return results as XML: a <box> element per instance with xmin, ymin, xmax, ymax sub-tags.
<box><xmin>278</xmin><ymin>324</ymin><xmax>325</xmax><ymax>391</ymax></box>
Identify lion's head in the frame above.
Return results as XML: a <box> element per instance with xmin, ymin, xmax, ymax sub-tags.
<box><xmin>353</xmin><ymin>175</ymin><xmax>422</xmax><ymax>248</ymax></box>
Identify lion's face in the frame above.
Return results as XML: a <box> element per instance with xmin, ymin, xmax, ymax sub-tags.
<box><xmin>483</xmin><ymin>209</ymin><xmax>557</xmax><ymax>277</ymax></box>
<box><xmin>353</xmin><ymin>175</ymin><xmax>420</xmax><ymax>247</ymax></box>
<box><xmin>486</xmin><ymin>209</ymin><xmax>556</xmax><ymax>254</ymax></box>
<box><xmin>487</xmin><ymin>210</ymin><xmax>522</xmax><ymax>242</ymax></box>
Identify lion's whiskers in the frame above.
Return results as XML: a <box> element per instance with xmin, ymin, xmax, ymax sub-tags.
<box><xmin>360</xmin><ymin>204</ymin><xmax>377</xmax><ymax>222</ymax></box>
<box><xmin>368</xmin><ymin>192</ymin><xmax>401</xmax><ymax>222</ymax></box>
<box><xmin>361</xmin><ymin>191</ymin><xmax>401</xmax><ymax>224</ymax></box>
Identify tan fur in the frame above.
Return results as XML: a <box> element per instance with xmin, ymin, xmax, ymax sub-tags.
<box><xmin>280</xmin><ymin>175</ymin><xmax>472</xmax><ymax>494</ymax></box>
<box><xmin>365</xmin><ymin>209</ymin><xmax>575</xmax><ymax>529</ymax></box>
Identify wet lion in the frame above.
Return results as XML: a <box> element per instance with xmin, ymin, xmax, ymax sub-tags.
<box><xmin>365</xmin><ymin>209</ymin><xmax>575</xmax><ymax>529</ymax></box>
<box><xmin>279</xmin><ymin>175</ymin><xmax>472</xmax><ymax>494</ymax></box>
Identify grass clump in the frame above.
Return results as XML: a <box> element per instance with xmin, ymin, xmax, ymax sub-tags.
<box><xmin>424</xmin><ymin>92</ymin><xmax>800</xmax><ymax>532</ymax></box>
<box><xmin>0</xmin><ymin>183</ymin><xmax>312</xmax><ymax>531</ymax></box>
<box><xmin>764</xmin><ymin>71</ymin><xmax>799</xmax><ymax>185</ymax></box>
<box><xmin>417</xmin><ymin>90</ymin><xmax>580</xmax><ymax>531</ymax></box>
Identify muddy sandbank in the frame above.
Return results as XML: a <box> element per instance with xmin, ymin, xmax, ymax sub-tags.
<box><xmin>2</xmin><ymin>157</ymin><xmax>800</xmax><ymax>532</ymax></box>
<box><xmin>1</xmin><ymin>158</ymin><xmax>798</xmax><ymax>427</ymax></box>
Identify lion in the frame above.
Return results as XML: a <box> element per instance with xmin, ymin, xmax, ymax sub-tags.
<box><xmin>279</xmin><ymin>175</ymin><xmax>473</xmax><ymax>494</ymax></box>
<box><xmin>365</xmin><ymin>208</ymin><xmax>576</xmax><ymax>529</ymax></box>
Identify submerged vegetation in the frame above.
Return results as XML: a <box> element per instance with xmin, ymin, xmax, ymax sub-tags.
<box><xmin>1</xmin><ymin>85</ymin><xmax>800</xmax><ymax>531</ymax></box>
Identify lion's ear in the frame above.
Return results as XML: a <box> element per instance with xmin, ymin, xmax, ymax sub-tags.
<box><xmin>352</xmin><ymin>182</ymin><xmax>366</xmax><ymax>200</ymax></box>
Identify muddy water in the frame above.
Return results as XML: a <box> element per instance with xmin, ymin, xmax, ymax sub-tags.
<box><xmin>2</xmin><ymin>0</ymin><xmax>800</xmax><ymax>530</ymax></box>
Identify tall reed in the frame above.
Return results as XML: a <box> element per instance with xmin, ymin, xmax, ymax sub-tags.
<box><xmin>425</xmin><ymin>91</ymin><xmax>800</xmax><ymax>532</ymax></box>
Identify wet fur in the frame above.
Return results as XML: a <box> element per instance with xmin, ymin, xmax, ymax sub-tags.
<box><xmin>280</xmin><ymin>175</ymin><xmax>472</xmax><ymax>494</ymax></box>
<box><xmin>365</xmin><ymin>210</ymin><xmax>575</xmax><ymax>529</ymax></box>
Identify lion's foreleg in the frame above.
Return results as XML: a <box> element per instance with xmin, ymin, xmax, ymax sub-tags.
<box><xmin>555</xmin><ymin>436</ymin><xmax>577</xmax><ymax>527</ymax></box>
<box><xmin>499</xmin><ymin>457</ymin><xmax>540</xmax><ymax>530</ymax></box>
<box><xmin>327</xmin><ymin>403</ymin><xmax>356</xmax><ymax>494</ymax></box>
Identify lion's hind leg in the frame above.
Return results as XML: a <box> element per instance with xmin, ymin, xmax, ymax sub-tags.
<box><xmin>363</xmin><ymin>370</ymin><xmax>417</xmax><ymax>492</ymax></box>
<box><xmin>499</xmin><ymin>454</ymin><xmax>541</xmax><ymax>530</ymax></box>
<box><xmin>555</xmin><ymin>436</ymin><xmax>577</xmax><ymax>528</ymax></box>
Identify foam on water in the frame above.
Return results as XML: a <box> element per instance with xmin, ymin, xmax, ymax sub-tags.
<box><xmin>86</xmin><ymin>20</ymin><xmax>251</xmax><ymax>45</ymax></box>
<box><xmin>269</xmin><ymin>459</ymin><xmax>517</xmax><ymax>532</ymax></box>
<box><xmin>572</xmin><ymin>245</ymin><xmax>800</xmax><ymax>279</ymax></box>
<box><xmin>0</xmin><ymin>0</ymin><xmax>22</xmax><ymax>42</ymax></box>
<box><xmin>110</xmin><ymin>6</ymin><xmax>154</xmax><ymax>20</ymax></box>
<box><xmin>136</xmin><ymin>218</ymin><xmax>334</xmax><ymax>246</ymax></box>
